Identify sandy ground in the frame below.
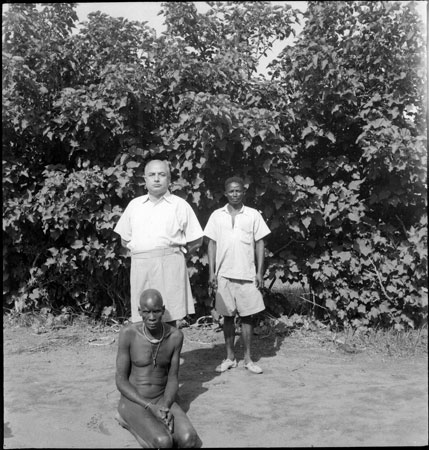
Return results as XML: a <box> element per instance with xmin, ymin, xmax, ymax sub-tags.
<box><xmin>3</xmin><ymin>322</ymin><xmax>428</xmax><ymax>448</ymax></box>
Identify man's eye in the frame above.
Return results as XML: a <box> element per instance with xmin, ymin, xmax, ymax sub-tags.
<box><xmin>147</xmin><ymin>173</ymin><xmax>166</xmax><ymax>177</ymax></box>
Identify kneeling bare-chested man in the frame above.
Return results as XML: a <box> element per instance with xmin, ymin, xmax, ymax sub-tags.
<box><xmin>115</xmin><ymin>288</ymin><xmax>202</xmax><ymax>448</ymax></box>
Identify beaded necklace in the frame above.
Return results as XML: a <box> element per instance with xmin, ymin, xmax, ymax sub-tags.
<box><xmin>141</xmin><ymin>323</ymin><xmax>165</xmax><ymax>367</ymax></box>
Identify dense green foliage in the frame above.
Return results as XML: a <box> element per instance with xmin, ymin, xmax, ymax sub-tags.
<box><xmin>3</xmin><ymin>1</ymin><xmax>427</xmax><ymax>329</ymax></box>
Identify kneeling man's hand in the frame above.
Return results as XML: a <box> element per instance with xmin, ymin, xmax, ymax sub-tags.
<box><xmin>159</xmin><ymin>405</ymin><xmax>174</xmax><ymax>433</ymax></box>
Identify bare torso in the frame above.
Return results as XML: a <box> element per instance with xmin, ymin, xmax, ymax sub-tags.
<box><xmin>128</xmin><ymin>323</ymin><xmax>176</xmax><ymax>399</ymax></box>
<box><xmin>116</xmin><ymin>318</ymin><xmax>201</xmax><ymax>448</ymax></box>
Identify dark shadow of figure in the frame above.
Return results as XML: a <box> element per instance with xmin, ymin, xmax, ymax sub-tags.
<box><xmin>177</xmin><ymin>320</ymin><xmax>290</xmax><ymax>412</ymax></box>
<box><xmin>177</xmin><ymin>343</ymin><xmax>224</xmax><ymax>412</ymax></box>
<box><xmin>234</xmin><ymin>315</ymin><xmax>290</xmax><ymax>364</ymax></box>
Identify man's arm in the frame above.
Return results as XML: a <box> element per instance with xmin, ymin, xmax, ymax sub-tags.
<box><xmin>162</xmin><ymin>330</ymin><xmax>183</xmax><ymax>408</ymax></box>
<box><xmin>255</xmin><ymin>238</ymin><xmax>265</xmax><ymax>289</ymax></box>
<box><xmin>185</xmin><ymin>236</ymin><xmax>203</xmax><ymax>257</ymax></box>
<box><xmin>159</xmin><ymin>330</ymin><xmax>184</xmax><ymax>432</ymax></box>
<box><xmin>115</xmin><ymin>327</ymin><xmax>151</xmax><ymax>409</ymax></box>
<box><xmin>207</xmin><ymin>238</ymin><xmax>217</xmax><ymax>290</ymax></box>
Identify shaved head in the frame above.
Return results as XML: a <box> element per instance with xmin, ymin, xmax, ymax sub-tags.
<box><xmin>139</xmin><ymin>289</ymin><xmax>164</xmax><ymax>309</ymax></box>
<box><xmin>138</xmin><ymin>289</ymin><xmax>165</xmax><ymax>332</ymax></box>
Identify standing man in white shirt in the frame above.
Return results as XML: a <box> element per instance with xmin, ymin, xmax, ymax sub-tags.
<box><xmin>114</xmin><ymin>159</ymin><xmax>204</xmax><ymax>325</ymax></box>
<box><xmin>204</xmin><ymin>176</ymin><xmax>271</xmax><ymax>374</ymax></box>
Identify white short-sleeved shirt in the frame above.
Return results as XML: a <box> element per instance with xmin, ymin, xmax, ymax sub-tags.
<box><xmin>114</xmin><ymin>191</ymin><xmax>203</xmax><ymax>254</ymax></box>
<box><xmin>204</xmin><ymin>204</ymin><xmax>271</xmax><ymax>281</ymax></box>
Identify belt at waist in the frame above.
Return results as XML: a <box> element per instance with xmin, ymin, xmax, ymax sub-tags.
<box><xmin>131</xmin><ymin>247</ymin><xmax>182</xmax><ymax>259</ymax></box>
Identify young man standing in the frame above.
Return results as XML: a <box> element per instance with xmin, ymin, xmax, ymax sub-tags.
<box><xmin>204</xmin><ymin>177</ymin><xmax>271</xmax><ymax>374</ymax></box>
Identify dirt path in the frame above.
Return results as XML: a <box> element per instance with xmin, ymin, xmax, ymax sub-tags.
<box><xmin>3</xmin><ymin>323</ymin><xmax>428</xmax><ymax>448</ymax></box>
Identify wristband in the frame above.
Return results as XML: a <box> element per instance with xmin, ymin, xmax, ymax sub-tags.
<box><xmin>144</xmin><ymin>402</ymin><xmax>152</xmax><ymax>410</ymax></box>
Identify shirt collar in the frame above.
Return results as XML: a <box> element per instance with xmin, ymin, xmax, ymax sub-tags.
<box><xmin>221</xmin><ymin>203</ymin><xmax>246</xmax><ymax>215</ymax></box>
<box><xmin>142</xmin><ymin>190</ymin><xmax>172</xmax><ymax>204</ymax></box>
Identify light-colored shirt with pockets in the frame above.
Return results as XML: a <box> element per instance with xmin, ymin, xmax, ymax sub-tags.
<box><xmin>114</xmin><ymin>191</ymin><xmax>204</xmax><ymax>254</ymax></box>
<box><xmin>204</xmin><ymin>204</ymin><xmax>271</xmax><ymax>281</ymax></box>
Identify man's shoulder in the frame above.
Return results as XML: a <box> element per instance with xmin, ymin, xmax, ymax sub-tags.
<box><xmin>168</xmin><ymin>193</ymin><xmax>192</xmax><ymax>207</ymax></box>
<box><xmin>243</xmin><ymin>205</ymin><xmax>260</xmax><ymax>214</ymax></box>
<box><xmin>161</xmin><ymin>324</ymin><xmax>183</xmax><ymax>348</ymax></box>
<box><xmin>127</xmin><ymin>195</ymin><xmax>148</xmax><ymax>207</ymax></box>
<box><xmin>118</xmin><ymin>321</ymin><xmax>139</xmax><ymax>342</ymax></box>
<box><xmin>208</xmin><ymin>206</ymin><xmax>226</xmax><ymax>218</ymax></box>
<box><xmin>121</xmin><ymin>321</ymin><xmax>140</xmax><ymax>333</ymax></box>
<box><xmin>166</xmin><ymin>324</ymin><xmax>184</xmax><ymax>341</ymax></box>
<box><xmin>243</xmin><ymin>205</ymin><xmax>266</xmax><ymax>219</ymax></box>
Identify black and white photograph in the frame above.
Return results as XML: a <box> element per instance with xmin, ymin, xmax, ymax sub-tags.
<box><xmin>3</xmin><ymin>1</ymin><xmax>427</xmax><ymax>448</ymax></box>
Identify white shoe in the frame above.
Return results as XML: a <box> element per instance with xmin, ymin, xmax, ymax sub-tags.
<box><xmin>215</xmin><ymin>358</ymin><xmax>237</xmax><ymax>373</ymax></box>
<box><xmin>244</xmin><ymin>361</ymin><xmax>263</xmax><ymax>374</ymax></box>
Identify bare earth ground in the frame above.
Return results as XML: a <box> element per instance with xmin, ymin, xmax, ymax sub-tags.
<box><xmin>3</xmin><ymin>321</ymin><xmax>428</xmax><ymax>448</ymax></box>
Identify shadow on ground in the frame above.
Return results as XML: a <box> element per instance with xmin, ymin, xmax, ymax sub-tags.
<box><xmin>178</xmin><ymin>328</ymin><xmax>287</xmax><ymax>412</ymax></box>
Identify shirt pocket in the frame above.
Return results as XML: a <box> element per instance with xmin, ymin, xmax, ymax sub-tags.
<box><xmin>237</xmin><ymin>227</ymin><xmax>253</xmax><ymax>244</ymax></box>
<box><xmin>236</xmin><ymin>216</ymin><xmax>253</xmax><ymax>244</ymax></box>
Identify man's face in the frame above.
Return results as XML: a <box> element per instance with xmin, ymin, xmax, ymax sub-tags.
<box><xmin>144</xmin><ymin>161</ymin><xmax>170</xmax><ymax>197</ymax></box>
<box><xmin>224</xmin><ymin>182</ymin><xmax>244</xmax><ymax>206</ymax></box>
<box><xmin>139</xmin><ymin>296</ymin><xmax>164</xmax><ymax>330</ymax></box>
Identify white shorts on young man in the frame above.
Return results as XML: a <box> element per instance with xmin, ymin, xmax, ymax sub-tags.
<box><xmin>215</xmin><ymin>276</ymin><xmax>265</xmax><ymax>317</ymax></box>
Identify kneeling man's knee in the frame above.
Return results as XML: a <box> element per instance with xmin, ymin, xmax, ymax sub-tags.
<box><xmin>152</xmin><ymin>434</ymin><xmax>173</xmax><ymax>448</ymax></box>
<box><xmin>178</xmin><ymin>430</ymin><xmax>202</xmax><ymax>448</ymax></box>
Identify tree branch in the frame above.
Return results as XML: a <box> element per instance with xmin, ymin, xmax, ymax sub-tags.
<box><xmin>367</xmin><ymin>257</ymin><xmax>393</xmax><ymax>301</ymax></box>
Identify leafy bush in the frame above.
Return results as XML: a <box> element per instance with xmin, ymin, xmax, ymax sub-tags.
<box><xmin>3</xmin><ymin>2</ymin><xmax>427</xmax><ymax>329</ymax></box>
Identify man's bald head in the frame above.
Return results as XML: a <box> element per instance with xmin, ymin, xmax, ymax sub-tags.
<box><xmin>144</xmin><ymin>159</ymin><xmax>171</xmax><ymax>179</ymax></box>
<box><xmin>139</xmin><ymin>289</ymin><xmax>164</xmax><ymax>309</ymax></box>
<box><xmin>143</xmin><ymin>160</ymin><xmax>170</xmax><ymax>198</ymax></box>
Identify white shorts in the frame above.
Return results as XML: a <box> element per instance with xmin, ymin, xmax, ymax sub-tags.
<box><xmin>215</xmin><ymin>276</ymin><xmax>265</xmax><ymax>317</ymax></box>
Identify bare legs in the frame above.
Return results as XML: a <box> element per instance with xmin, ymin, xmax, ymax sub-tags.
<box><xmin>117</xmin><ymin>395</ymin><xmax>202</xmax><ymax>448</ymax></box>
<box><xmin>222</xmin><ymin>316</ymin><xmax>236</xmax><ymax>361</ymax></box>
<box><xmin>222</xmin><ymin>315</ymin><xmax>255</xmax><ymax>365</ymax></box>
<box><xmin>240</xmin><ymin>315</ymin><xmax>254</xmax><ymax>365</ymax></box>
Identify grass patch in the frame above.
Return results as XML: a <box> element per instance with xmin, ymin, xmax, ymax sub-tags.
<box><xmin>261</xmin><ymin>281</ymin><xmax>428</xmax><ymax>358</ymax></box>
<box><xmin>3</xmin><ymin>308</ymin><xmax>102</xmax><ymax>331</ymax></box>
<box><xmin>336</xmin><ymin>324</ymin><xmax>428</xmax><ymax>358</ymax></box>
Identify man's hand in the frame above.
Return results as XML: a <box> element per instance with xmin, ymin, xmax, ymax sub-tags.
<box><xmin>208</xmin><ymin>274</ymin><xmax>217</xmax><ymax>298</ymax></box>
<box><xmin>186</xmin><ymin>237</ymin><xmax>203</xmax><ymax>257</ymax></box>
<box><xmin>159</xmin><ymin>406</ymin><xmax>174</xmax><ymax>432</ymax></box>
<box><xmin>255</xmin><ymin>273</ymin><xmax>264</xmax><ymax>290</ymax></box>
<box><xmin>150</xmin><ymin>402</ymin><xmax>173</xmax><ymax>433</ymax></box>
